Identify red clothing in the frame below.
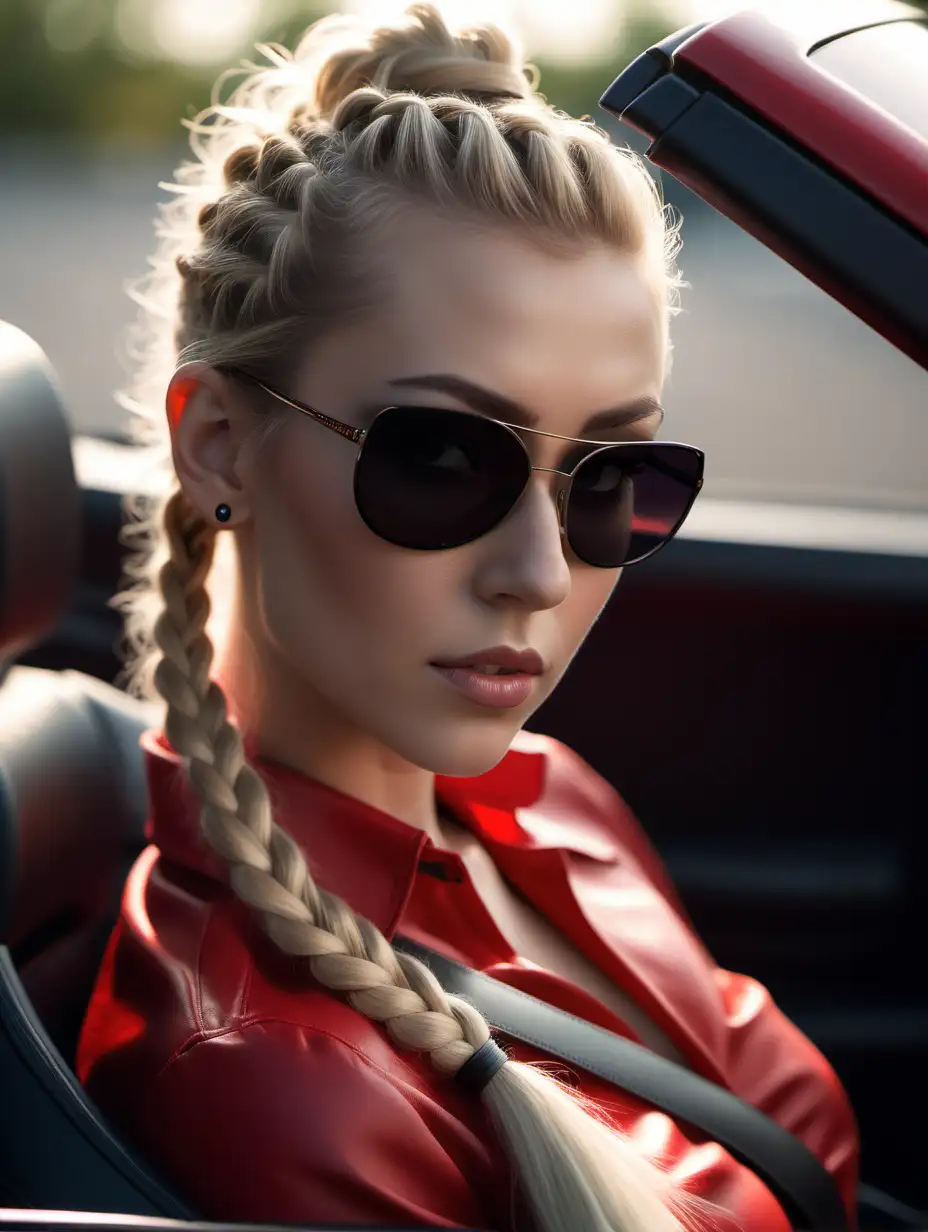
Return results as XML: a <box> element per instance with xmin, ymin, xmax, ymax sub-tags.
<box><xmin>78</xmin><ymin>728</ymin><xmax>858</xmax><ymax>1231</ymax></box>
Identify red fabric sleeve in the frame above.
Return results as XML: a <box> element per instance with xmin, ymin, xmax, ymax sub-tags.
<box><xmin>134</xmin><ymin>1018</ymin><xmax>504</xmax><ymax>1229</ymax></box>
<box><xmin>711</xmin><ymin>966</ymin><xmax>860</xmax><ymax>1224</ymax></box>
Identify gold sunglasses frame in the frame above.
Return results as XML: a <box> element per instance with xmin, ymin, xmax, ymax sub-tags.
<box><xmin>225</xmin><ymin>367</ymin><xmax>705</xmax><ymax>565</ymax></box>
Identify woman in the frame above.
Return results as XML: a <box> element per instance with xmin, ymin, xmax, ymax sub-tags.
<box><xmin>76</xmin><ymin>6</ymin><xmax>859</xmax><ymax>1231</ymax></box>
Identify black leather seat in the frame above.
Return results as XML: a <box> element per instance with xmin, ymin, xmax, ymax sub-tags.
<box><xmin>0</xmin><ymin>321</ymin><xmax>193</xmax><ymax>1218</ymax></box>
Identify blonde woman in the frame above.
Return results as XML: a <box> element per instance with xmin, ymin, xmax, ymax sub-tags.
<box><xmin>77</xmin><ymin>6</ymin><xmax>859</xmax><ymax>1231</ymax></box>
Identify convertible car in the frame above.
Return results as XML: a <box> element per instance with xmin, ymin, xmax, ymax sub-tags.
<box><xmin>1</xmin><ymin>4</ymin><xmax>926</xmax><ymax>1232</ymax></box>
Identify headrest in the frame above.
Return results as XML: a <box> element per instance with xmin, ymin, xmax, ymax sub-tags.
<box><xmin>0</xmin><ymin>321</ymin><xmax>81</xmax><ymax>663</ymax></box>
<box><xmin>0</xmin><ymin>667</ymin><xmax>160</xmax><ymax>946</ymax></box>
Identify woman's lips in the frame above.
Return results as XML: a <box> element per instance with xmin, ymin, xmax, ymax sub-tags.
<box><xmin>430</xmin><ymin>664</ymin><xmax>535</xmax><ymax>709</ymax></box>
<box><xmin>431</xmin><ymin>645</ymin><xmax>545</xmax><ymax>675</ymax></box>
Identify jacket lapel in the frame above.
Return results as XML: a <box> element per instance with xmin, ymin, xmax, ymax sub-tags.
<box><xmin>491</xmin><ymin>829</ymin><xmax>731</xmax><ymax>1087</ymax></box>
<box><xmin>435</xmin><ymin>740</ymin><xmax>733</xmax><ymax>1088</ymax></box>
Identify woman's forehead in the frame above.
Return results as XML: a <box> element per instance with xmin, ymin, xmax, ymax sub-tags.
<box><xmin>383</xmin><ymin>210</ymin><xmax>659</xmax><ymax>315</ymax></box>
<box><xmin>304</xmin><ymin>217</ymin><xmax>666</xmax><ymax>397</ymax></box>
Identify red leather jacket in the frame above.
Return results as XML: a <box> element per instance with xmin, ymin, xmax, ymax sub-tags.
<box><xmin>78</xmin><ymin>728</ymin><xmax>858</xmax><ymax>1231</ymax></box>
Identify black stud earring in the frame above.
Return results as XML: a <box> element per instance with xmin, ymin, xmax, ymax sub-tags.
<box><xmin>215</xmin><ymin>503</ymin><xmax>231</xmax><ymax>523</ymax></box>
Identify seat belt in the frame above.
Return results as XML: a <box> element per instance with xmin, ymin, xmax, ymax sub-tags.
<box><xmin>395</xmin><ymin>937</ymin><xmax>850</xmax><ymax>1232</ymax></box>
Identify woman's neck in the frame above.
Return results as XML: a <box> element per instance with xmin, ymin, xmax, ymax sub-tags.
<box><xmin>213</xmin><ymin>637</ymin><xmax>448</xmax><ymax>846</ymax></box>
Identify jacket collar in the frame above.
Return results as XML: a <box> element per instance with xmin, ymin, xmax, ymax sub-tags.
<box><xmin>142</xmin><ymin>727</ymin><xmax>618</xmax><ymax>939</ymax></box>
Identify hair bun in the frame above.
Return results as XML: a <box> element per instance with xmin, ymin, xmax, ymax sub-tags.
<box><xmin>293</xmin><ymin>2</ymin><xmax>535</xmax><ymax>122</ymax></box>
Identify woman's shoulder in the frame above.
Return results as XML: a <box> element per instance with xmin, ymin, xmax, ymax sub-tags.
<box><xmin>78</xmin><ymin>847</ymin><xmax>501</xmax><ymax>1229</ymax></box>
<box><xmin>83</xmin><ymin>938</ymin><xmax>498</xmax><ymax>1227</ymax></box>
<box><xmin>78</xmin><ymin>843</ymin><xmax>437</xmax><ymax>1097</ymax></box>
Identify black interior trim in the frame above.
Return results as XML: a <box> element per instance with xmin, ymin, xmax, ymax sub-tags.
<box><xmin>600</xmin><ymin>25</ymin><xmax>928</xmax><ymax>250</ymax></box>
<box><xmin>597</xmin><ymin>19</ymin><xmax>711</xmax><ymax>116</ymax></box>
<box><xmin>0</xmin><ymin>1219</ymin><xmax>474</xmax><ymax>1232</ymax></box>
<box><xmin>10</xmin><ymin>910</ymin><xmax>84</xmax><ymax>970</ymax></box>
<box><xmin>621</xmin><ymin>75</ymin><xmax>701</xmax><ymax>137</ymax></box>
<box><xmin>648</xmin><ymin>92</ymin><xmax>927</xmax><ymax>365</ymax></box>
<box><xmin>0</xmin><ymin>948</ymin><xmax>194</xmax><ymax>1218</ymax></box>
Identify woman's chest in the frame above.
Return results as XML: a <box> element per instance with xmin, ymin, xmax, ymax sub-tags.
<box><xmin>441</xmin><ymin>828</ymin><xmax>691</xmax><ymax>1068</ymax></box>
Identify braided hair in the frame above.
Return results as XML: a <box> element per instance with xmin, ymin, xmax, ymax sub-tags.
<box><xmin>113</xmin><ymin>7</ymin><xmax>701</xmax><ymax>1232</ymax></box>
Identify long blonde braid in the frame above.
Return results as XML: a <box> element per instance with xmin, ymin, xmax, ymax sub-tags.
<box><xmin>114</xmin><ymin>8</ymin><xmax>706</xmax><ymax>1232</ymax></box>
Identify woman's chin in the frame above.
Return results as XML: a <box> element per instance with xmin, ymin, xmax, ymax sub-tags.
<box><xmin>388</xmin><ymin>716</ymin><xmax>529</xmax><ymax>780</ymax></box>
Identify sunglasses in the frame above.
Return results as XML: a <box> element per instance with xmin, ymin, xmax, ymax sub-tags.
<box><xmin>225</xmin><ymin>369</ymin><xmax>705</xmax><ymax>568</ymax></box>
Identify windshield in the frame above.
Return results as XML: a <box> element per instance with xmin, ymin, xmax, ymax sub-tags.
<box><xmin>811</xmin><ymin>18</ymin><xmax>928</xmax><ymax>140</ymax></box>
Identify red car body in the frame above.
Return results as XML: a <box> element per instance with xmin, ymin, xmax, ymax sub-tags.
<box><xmin>600</xmin><ymin>2</ymin><xmax>928</xmax><ymax>368</ymax></box>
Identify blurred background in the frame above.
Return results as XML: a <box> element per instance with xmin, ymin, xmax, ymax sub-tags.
<box><xmin>1</xmin><ymin>0</ymin><xmax>927</xmax><ymax>521</ymax></box>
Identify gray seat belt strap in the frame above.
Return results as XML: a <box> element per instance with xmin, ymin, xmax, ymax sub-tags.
<box><xmin>395</xmin><ymin>936</ymin><xmax>850</xmax><ymax>1232</ymax></box>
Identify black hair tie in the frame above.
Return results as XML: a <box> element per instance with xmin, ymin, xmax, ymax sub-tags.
<box><xmin>455</xmin><ymin>1038</ymin><xmax>508</xmax><ymax>1094</ymax></box>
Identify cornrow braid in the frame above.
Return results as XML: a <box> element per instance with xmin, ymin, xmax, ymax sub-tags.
<box><xmin>309</xmin><ymin>1</ymin><xmax>535</xmax><ymax>115</ymax></box>
<box><xmin>113</xmin><ymin>7</ymin><xmax>699</xmax><ymax>1232</ymax></box>
<box><xmin>174</xmin><ymin>79</ymin><xmax>676</xmax><ymax>342</ymax></box>
<box><xmin>179</xmin><ymin>132</ymin><xmax>324</xmax><ymax>332</ymax></box>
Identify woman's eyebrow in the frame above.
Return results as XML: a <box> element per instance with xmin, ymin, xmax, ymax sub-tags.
<box><xmin>388</xmin><ymin>374</ymin><xmax>664</xmax><ymax>434</ymax></box>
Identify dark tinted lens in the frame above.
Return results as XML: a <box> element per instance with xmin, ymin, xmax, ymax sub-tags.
<box><xmin>566</xmin><ymin>443</ymin><xmax>703</xmax><ymax>567</ymax></box>
<box><xmin>355</xmin><ymin>407</ymin><xmax>530</xmax><ymax>550</ymax></box>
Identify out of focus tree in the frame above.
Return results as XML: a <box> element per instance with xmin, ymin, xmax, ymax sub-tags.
<box><xmin>0</xmin><ymin>0</ymin><xmax>676</xmax><ymax>144</ymax></box>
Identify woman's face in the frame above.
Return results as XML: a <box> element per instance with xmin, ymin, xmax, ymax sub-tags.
<box><xmin>174</xmin><ymin>209</ymin><xmax>667</xmax><ymax>797</ymax></box>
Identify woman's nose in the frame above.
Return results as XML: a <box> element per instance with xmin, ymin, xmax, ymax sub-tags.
<box><xmin>472</xmin><ymin>472</ymin><xmax>572</xmax><ymax>612</ymax></box>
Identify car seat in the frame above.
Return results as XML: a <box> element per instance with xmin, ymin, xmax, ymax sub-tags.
<box><xmin>0</xmin><ymin>321</ymin><xmax>193</xmax><ymax>1218</ymax></box>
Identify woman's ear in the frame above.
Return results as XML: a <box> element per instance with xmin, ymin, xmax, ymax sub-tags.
<box><xmin>166</xmin><ymin>363</ymin><xmax>203</xmax><ymax>434</ymax></box>
<box><xmin>166</xmin><ymin>362</ymin><xmax>257</xmax><ymax>529</ymax></box>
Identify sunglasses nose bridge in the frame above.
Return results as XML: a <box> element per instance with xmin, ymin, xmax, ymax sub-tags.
<box><xmin>527</xmin><ymin>462</ymin><xmax>572</xmax><ymax>541</ymax></box>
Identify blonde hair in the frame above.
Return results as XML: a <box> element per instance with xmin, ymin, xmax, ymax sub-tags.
<box><xmin>113</xmin><ymin>6</ymin><xmax>703</xmax><ymax>1231</ymax></box>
